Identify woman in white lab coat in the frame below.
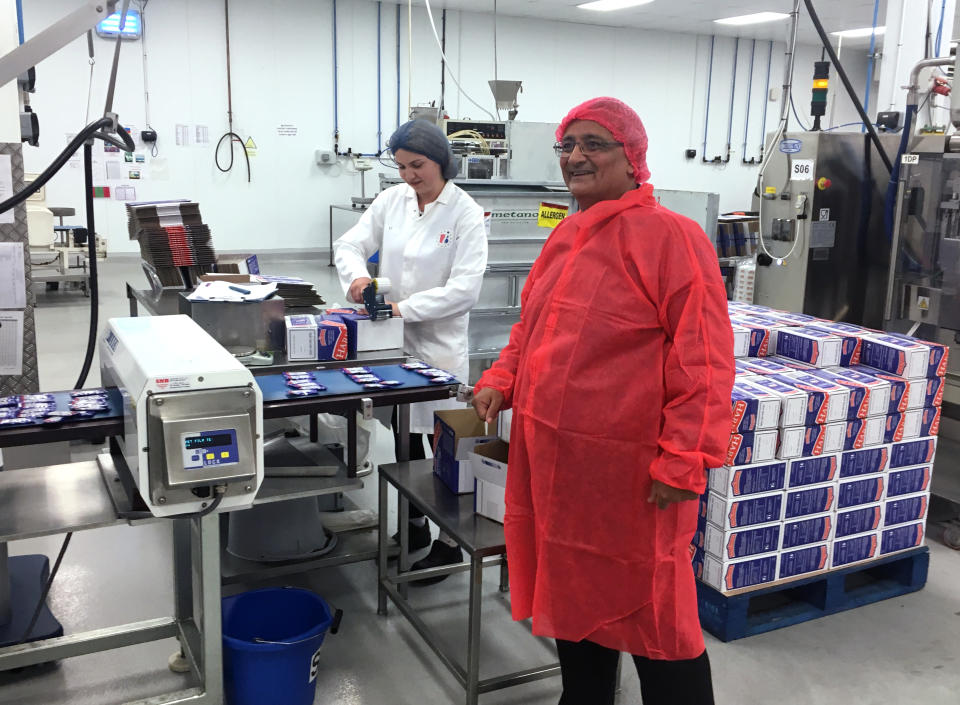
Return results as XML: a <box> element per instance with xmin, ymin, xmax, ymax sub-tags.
<box><xmin>334</xmin><ymin>119</ymin><xmax>488</xmax><ymax>579</ymax></box>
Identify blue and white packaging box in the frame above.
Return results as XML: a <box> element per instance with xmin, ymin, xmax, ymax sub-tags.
<box><xmin>877</xmin><ymin>333</ymin><xmax>949</xmax><ymax>378</ymax></box>
<box><xmin>890</xmin><ymin>437</ymin><xmax>938</xmax><ymax>469</ymax></box>
<box><xmin>738</xmin><ymin>376</ymin><xmax>808</xmax><ymax>428</ymax></box>
<box><xmin>702</xmin><ymin>552</ymin><xmax>779</xmax><ymax>593</ymax></box>
<box><xmin>775</xmin><ymin>327</ymin><xmax>843</xmax><ymax>368</ymax></box>
<box><xmin>883</xmin><ymin>409</ymin><xmax>929</xmax><ymax>444</ymax></box>
<box><xmin>770</xmin><ymin>311</ymin><xmax>822</xmax><ymax>326</ymax></box>
<box><xmin>323</xmin><ymin>307</ymin><xmax>404</xmax><ymax>353</ymax></box>
<box><xmin>730</xmin><ymin>381</ymin><xmax>782</xmax><ymax>433</ymax></box>
<box><xmin>847</xmin><ymin>366</ymin><xmax>913</xmax><ymax>412</ymax></box>
<box><xmin>316</xmin><ymin>319</ymin><xmax>350</xmax><ymax>361</ymax></box>
<box><xmin>780</xmin><ymin>372</ymin><xmax>851</xmax><ymax>423</ymax></box>
<box><xmin>736</xmin><ymin>358</ymin><xmax>801</xmax><ymax>376</ymax></box>
<box><xmin>883</xmin><ymin>492</ymin><xmax>930</xmax><ymax>528</ymax></box>
<box><xmin>834</xmin><ymin>504</ymin><xmax>883</xmax><ymax>538</ymax></box>
<box><xmin>705</xmin><ymin>490</ymin><xmax>784</xmax><ymax>530</ymax></box>
<box><xmin>861</xmin><ymin>334</ymin><xmax>947</xmax><ymax>379</ymax></box>
<box><xmin>839</xmin><ymin>445</ymin><xmax>889</xmax><ymax>478</ymax></box>
<box><xmin>729</xmin><ymin>318</ymin><xmax>773</xmax><ymax>357</ymax></box>
<box><xmin>433</xmin><ymin>409</ymin><xmax>497</xmax><ymax>494</ymax></box>
<box><xmin>708</xmin><ymin>461</ymin><xmax>787</xmax><ymax>498</ymax></box>
<box><xmin>783</xmin><ymin>483</ymin><xmax>836</xmax><ymax>519</ymax></box>
<box><xmin>880</xmin><ymin>522</ymin><xmax>925</xmax><ymax>555</ymax></box>
<box><xmin>787</xmin><ymin>455</ymin><xmax>839</xmax><ymax>487</ymax></box>
<box><xmin>832</xmin><ymin>531</ymin><xmax>880</xmax><ymax>568</ymax></box>
<box><xmin>886</xmin><ymin>465</ymin><xmax>933</xmax><ymax>497</ymax></box>
<box><xmin>916</xmin><ymin>376</ymin><xmax>945</xmax><ymax>408</ymax></box>
<box><xmin>781</xmin><ymin>512</ymin><xmax>834</xmax><ymax>549</ymax></box>
<box><xmin>284</xmin><ymin>314</ymin><xmax>318</xmax><ymax>361</ymax></box>
<box><xmin>725</xmin><ymin>430</ymin><xmax>779</xmax><ymax>466</ymax></box>
<box><xmin>766</xmin><ymin>355</ymin><xmax>815</xmax><ymax>371</ymax></box>
<box><xmin>837</xmin><ymin>475</ymin><xmax>886</xmax><ymax>510</ymax></box>
<box><xmin>735</xmin><ymin>315</ymin><xmax>794</xmax><ymax>351</ymax></box>
<box><xmin>731</xmin><ymin>324</ymin><xmax>750</xmax><ymax>358</ymax></box>
<box><xmin>691</xmin><ymin>548</ymin><xmax>706</xmax><ymax>580</ymax></box>
<box><xmin>703</xmin><ymin>521</ymin><xmax>780</xmax><ymax>560</ymax></box>
<box><xmin>809</xmin><ymin>368</ymin><xmax>880</xmax><ymax>419</ymax></box>
<box><xmin>778</xmin><ymin>543</ymin><xmax>830</xmax><ymax>580</ymax></box>
<box><xmin>804</xmin><ymin>322</ymin><xmax>866</xmax><ymax>366</ymax></box>
<box><xmin>768</xmin><ymin>374</ymin><xmax>837</xmax><ymax>426</ymax></box>
<box><xmin>843</xmin><ymin>416</ymin><xmax>886</xmax><ymax>450</ymax></box>
<box><xmin>778</xmin><ymin>423</ymin><xmax>846</xmax><ymax>459</ymax></box>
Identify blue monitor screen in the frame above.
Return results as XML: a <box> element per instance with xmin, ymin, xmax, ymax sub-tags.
<box><xmin>96</xmin><ymin>10</ymin><xmax>142</xmax><ymax>39</ymax></box>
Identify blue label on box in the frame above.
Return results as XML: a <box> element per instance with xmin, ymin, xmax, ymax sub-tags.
<box><xmin>784</xmin><ymin>485</ymin><xmax>835</xmax><ymax>519</ymax></box>
<box><xmin>776</xmin><ymin>330</ymin><xmax>827</xmax><ymax>365</ymax></box>
<box><xmin>779</xmin><ymin>545</ymin><xmax>829</xmax><ymax>579</ymax></box>
<box><xmin>890</xmin><ymin>438</ymin><xmax>937</xmax><ymax>468</ymax></box>
<box><xmin>724</xmin><ymin>525</ymin><xmax>781</xmax><ymax>558</ymax></box>
<box><xmin>840</xmin><ymin>446</ymin><xmax>888</xmax><ymax>478</ymax></box>
<box><xmin>884</xmin><ymin>495</ymin><xmax>928</xmax><ymax>527</ymax></box>
<box><xmin>886</xmin><ymin>466</ymin><xmax>932</xmax><ymax>496</ymax></box>
<box><xmin>880</xmin><ymin>523</ymin><xmax>924</xmax><ymax>554</ymax></box>
<box><xmin>788</xmin><ymin>455</ymin><xmax>838</xmax><ymax>486</ymax></box>
<box><xmin>833</xmin><ymin>533</ymin><xmax>878</xmax><ymax>566</ymax></box>
<box><xmin>721</xmin><ymin>462</ymin><xmax>787</xmax><ymax>495</ymax></box>
<box><xmin>837</xmin><ymin>477</ymin><xmax>885</xmax><ymax>509</ymax></box>
<box><xmin>723</xmin><ymin>555</ymin><xmax>779</xmax><ymax>590</ymax></box>
<box><xmin>727</xmin><ymin>494</ymin><xmax>783</xmax><ymax>528</ymax></box>
<box><xmin>835</xmin><ymin>505</ymin><xmax>882</xmax><ymax>538</ymax></box>
<box><xmin>782</xmin><ymin>515</ymin><xmax>833</xmax><ymax>548</ymax></box>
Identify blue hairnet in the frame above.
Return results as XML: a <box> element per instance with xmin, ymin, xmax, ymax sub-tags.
<box><xmin>388</xmin><ymin>120</ymin><xmax>459</xmax><ymax>180</ymax></box>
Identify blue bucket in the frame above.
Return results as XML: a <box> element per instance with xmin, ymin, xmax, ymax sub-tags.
<box><xmin>222</xmin><ymin>587</ymin><xmax>339</xmax><ymax>705</ymax></box>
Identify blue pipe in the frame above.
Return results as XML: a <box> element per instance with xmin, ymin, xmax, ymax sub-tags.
<box><xmin>377</xmin><ymin>1</ymin><xmax>382</xmax><ymax>151</ymax></box>
<box><xmin>396</xmin><ymin>4</ymin><xmax>401</xmax><ymax>130</ymax></box>
<box><xmin>725</xmin><ymin>37</ymin><xmax>740</xmax><ymax>158</ymax></box>
<box><xmin>333</xmin><ymin>0</ymin><xmax>339</xmax><ymax>142</ymax></box>
<box><xmin>15</xmin><ymin>0</ymin><xmax>24</xmax><ymax>44</ymax></box>
<box><xmin>862</xmin><ymin>0</ymin><xmax>880</xmax><ymax>133</ymax></box>
<box><xmin>741</xmin><ymin>39</ymin><xmax>756</xmax><ymax>160</ymax></box>
<box><xmin>884</xmin><ymin>103</ymin><xmax>917</xmax><ymax>240</ymax></box>
<box><xmin>759</xmin><ymin>41</ymin><xmax>773</xmax><ymax>157</ymax></box>
<box><xmin>936</xmin><ymin>0</ymin><xmax>947</xmax><ymax>55</ymax></box>
<box><xmin>701</xmin><ymin>35</ymin><xmax>715</xmax><ymax>161</ymax></box>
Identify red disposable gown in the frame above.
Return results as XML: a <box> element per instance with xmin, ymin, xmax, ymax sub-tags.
<box><xmin>474</xmin><ymin>184</ymin><xmax>735</xmax><ymax>660</ymax></box>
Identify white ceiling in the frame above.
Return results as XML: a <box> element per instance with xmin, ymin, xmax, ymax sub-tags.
<box><xmin>416</xmin><ymin>0</ymin><xmax>894</xmax><ymax>44</ymax></box>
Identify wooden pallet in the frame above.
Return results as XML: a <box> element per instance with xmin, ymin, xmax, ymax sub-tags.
<box><xmin>697</xmin><ymin>547</ymin><xmax>930</xmax><ymax>642</ymax></box>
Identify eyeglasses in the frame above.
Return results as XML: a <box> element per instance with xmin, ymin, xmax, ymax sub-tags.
<box><xmin>553</xmin><ymin>139</ymin><xmax>624</xmax><ymax>157</ymax></box>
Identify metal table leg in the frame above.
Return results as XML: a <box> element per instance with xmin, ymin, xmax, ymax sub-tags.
<box><xmin>197</xmin><ymin>512</ymin><xmax>224</xmax><ymax>704</ymax></box>
<box><xmin>399</xmin><ymin>493</ymin><xmax>409</xmax><ymax>601</ymax></box>
<box><xmin>465</xmin><ymin>553</ymin><xmax>483</xmax><ymax>705</ymax></box>
<box><xmin>499</xmin><ymin>557</ymin><xmax>509</xmax><ymax>593</ymax></box>
<box><xmin>0</xmin><ymin>544</ymin><xmax>9</xmax><ymax>626</ymax></box>
<box><xmin>378</xmin><ymin>472</ymin><xmax>389</xmax><ymax>616</ymax></box>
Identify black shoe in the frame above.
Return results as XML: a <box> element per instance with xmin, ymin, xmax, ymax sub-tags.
<box><xmin>410</xmin><ymin>540</ymin><xmax>463</xmax><ymax>586</ymax></box>
<box><xmin>391</xmin><ymin>521</ymin><xmax>432</xmax><ymax>552</ymax></box>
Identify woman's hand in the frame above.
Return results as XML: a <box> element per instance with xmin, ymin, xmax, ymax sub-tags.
<box><xmin>647</xmin><ymin>480</ymin><xmax>699</xmax><ymax>510</ymax></box>
<box><xmin>348</xmin><ymin>277</ymin><xmax>372</xmax><ymax>304</ymax></box>
<box><xmin>388</xmin><ymin>302</ymin><xmax>402</xmax><ymax>317</ymax></box>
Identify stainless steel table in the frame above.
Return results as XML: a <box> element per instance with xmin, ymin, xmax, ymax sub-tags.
<box><xmin>377</xmin><ymin>460</ymin><xmax>560</xmax><ymax>705</ymax></box>
<box><xmin>328</xmin><ymin>203</ymin><xmax>368</xmax><ymax>266</ymax></box>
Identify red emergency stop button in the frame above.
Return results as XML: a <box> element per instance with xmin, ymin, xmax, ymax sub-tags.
<box><xmin>817</xmin><ymin>177</ymin><xmax>832</xmax><ymax>191</ymax></box>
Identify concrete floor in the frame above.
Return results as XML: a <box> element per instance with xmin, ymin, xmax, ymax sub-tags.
<box><xmin>1</xmin><ymin>256</ymin><xmax>960</xmax><ymax>705</ymax></box>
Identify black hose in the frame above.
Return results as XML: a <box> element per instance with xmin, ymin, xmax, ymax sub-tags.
<box><xmin>802</xmin><ymin>0</ymin><xmax>893</xmax><ymax>173</ymax></box>
<box><xmin>196</xmin><ymin>490</ymin><xmax>225</xmax><ymax>518</ymax></box>
<box><xmin>215</xmin><ymin>131</ymin><xmax>251</xmax><ymax>182</ymax></box>
<box><xmin>73</xmin><ymin>142</ymin><xmax>98</xmax><ymax>390</ymax></box>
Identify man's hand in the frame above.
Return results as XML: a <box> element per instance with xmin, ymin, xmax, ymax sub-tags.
<box><xmin>647</xmin><ymin>479</ymin><xmax>699</xmax><ymax>510</ymax></box>
<box><xmin>472</xmin><ymin>387</ymin><xmax>505</xmax><ymax>425</ymax></box>
<box><xmin>348</xmin><ymin>277</ymin><xmax>372</xmax><ymax>304</ymax></box>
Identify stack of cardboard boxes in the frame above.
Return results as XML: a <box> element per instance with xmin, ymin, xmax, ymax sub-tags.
<box><xmin>693</xmin><ymin>302</ymin><xmax>943</xmax><ymax>593</ymax></box>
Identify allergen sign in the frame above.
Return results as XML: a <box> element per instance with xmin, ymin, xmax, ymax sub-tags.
<box><xmin>537</xmin><ymin>202</ymin><xmax>569</xmax><ymax>228</ymax></box>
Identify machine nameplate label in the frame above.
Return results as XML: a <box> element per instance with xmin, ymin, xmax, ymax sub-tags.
<box><xmin>791</xmin><ymin>159</ymin><xmax>815</xmax><ymax>181</ymax></box>
<box><xmin>902</xmin><ymin>154</ymin><xmax>920</xmax><ymax>165</ymax></box>
<box><xmin>155</xmin><ymin>376</ymin><xmax>191</xmax><ymax>391</ymax></box>
<box><xmin>780</xmin><ymin>139</ymin><xmax>803</xmax><ymax>154</ymax></box>
<box><xmin>810</xmin><ymin>221</ymin><xmax>836</xmax><ymax>249</ymax></box>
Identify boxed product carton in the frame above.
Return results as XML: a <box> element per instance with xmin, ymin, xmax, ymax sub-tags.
<box><xmin>770</xmin><ymin>311</ymin><xmax>821</xmax><ymax>326</ymax></box>
<box><xmin>783</xmin><ymin>484</ymin><xmax>835</xmax><ymax>519</ymax></box>
<box><xmin>317</xmin><ymin>318</ymin><xmax>350</xmax><ymax>361</ymax></box>
<box><xmin>787</xmin><ymin>455</ymin><xmax>839</xmax><ymax>487</ymax></box>
<box><xmin>692</xmin><ymin>548</ymin><xmax>706</xmax><ymax>580</ymax></box>
<box><xmin>886</xmin><ymin>465</ymin><xmax>933</xmax><ymax>497</ymax></box>
<box><xmin>832</xmin><ymin>531</ymin><xmax>880</xmax><ymax>567</ymax></box>
<box><xmin>736</xmin><ymin>358</ymin><xmax>802</xmax><ymax>376</ymax></box>
<box><xmin>882</xmin><ymin>492</ymin><xmax>930</xmax><ymax>528</ymax></box>
<box><xmin>880</xmin><ymin>522</ymin><xmax>925</xmax><ymax>555</ymax></box>
<box><xmin>708</xmin><ymin>461</ymin><xmax>787</xmax><ymax>498</ymax></box>
<box><xmin>729</xmin><ymin>318</ymin><xmax>773</xmax><ymax>357</ymax></box>
<box><xmin>890</xmin><ymin>437</ymin><xmax>938</xmax><ymax>468</ymax></box>
<box><xmin>732</xmin><ymin>324</ymin><xmax>751</xmax><ymax>358</ymax></box>
<box><xmin>804</xmin><ymin>321</ymin><xmax>867</xmax><ymax>366</ymax></box>
<box><xmin>766</xmin><ymin>355</ymin><xmax>816</xmax><ymax>371</ymax></box>
<box><xmin>701</xmin><ymin>552</ymin><xmax>779</xmax><ymax>592</ymax></box>
<box><xmin>843</xmin><ymin>416</ymin><xmax>886</xmax><ymax>450</ymax></box>
<box><xmin>779</xmin><ymin>543</ymin><xmax>830</xmax><ymax>580</ymax></box>
<box><xmin>725</xmin><ymin>429</ymin><xmax>779</xmax><ymax>466</ymax></box>
<box><xmin>703</xmin><ymin>521</ymin><xmax>781</xmax><ymax>560</ymax></box>
<box><xmin>837</xmin><ymin>475</ymin><xmax>886</xmax><ymax>510</ymax></box>
<box><xmin>839</xmin><ymin>445</ymin><xmax>889</xmax><ymax>478</ymax></box>
<box><xmin>779</xmin><ymin>372</ymin><xmax>851</xmax><ymax>423</ymax></box>
<box><xmin>285</xmin><ymin>314</ymin><xmax>318</xmax><ymax>361</ymax></box>
<box><xmin>774</xmin><ymin>327</ymin><xmax>843</xmax><ymax>368</ymax></box>
<box><xmin>470</xmin><ymin>440</ymin><xmax>509</xmax><ymax>523</ymax></box>
<box><xmin>323</xmin><ymin>307</ymin><xmax>404</xmax><ymax>353</ymax></box>
<box><xmin>778</xmin><ymin>423</ymin><xmax>846</xmax><ymax>459</ymax></box>
<box><xmin>861</xmin><ymin>334</ymin><xmax>947</xmax><ymax>379</ymax></box>
<box><xmin>735</xmin><ymin>315</ymin><xmax>794</xmax><ymax>351</ymax></box>
<box><xmin>781</xmin><ymin>512</ymin><xmax>834</xmax><ymax>549</ymax></box>
<box><xmin>883</xmin><ymin>408</ymin><xmax>940</xmax><ymax>443</ymax></box>
<box><xmin>847</xmin><ymin>366</ymin><xmax>912</xmax><ymax>412</ymax></box>
<box><xmin>730</xmin><ymin>381</ymin><xmax>782</xmax><ymax>433</ymax></box>
<box><xmin>834</xmin><ymin>504</ymin><xmax>883</xmax><ymax>538</ymax></box>
<box><xmin>808</xmin><ymin>369</ymin><xmax>874</xmax><ymax>419</ymax></box>
<box><xmin>768</xmin><ymin>375</ymin><xmax>840</xmax><ymax>425</ymax></box>
<box><xmin>705</xmin><ymin>490</ymin><xmax>784</xmax><ymax>530</ymax></box>
<box><xmin>498</xmin><ymin>408</ymin><xmax>513</xmax><ymax>444</ymax></box>
<box><xmin>433</xmin><ymin>410</ymin><xmax>497</xmax><ymax>494</ymax></box>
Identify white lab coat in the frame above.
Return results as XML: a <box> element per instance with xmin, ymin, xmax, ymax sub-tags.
<box><xmin>334</xmin><ymin>180</ymin><xmax>488</xmax><ymax>433</ymax></box>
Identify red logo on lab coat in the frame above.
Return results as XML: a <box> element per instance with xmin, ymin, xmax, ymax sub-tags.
<box><xmin>437</xmin><ymin>230</ymin><xmax>452</xmax><ymax>247</ymax></box>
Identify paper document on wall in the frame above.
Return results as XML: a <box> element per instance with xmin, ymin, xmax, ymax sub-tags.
<box><xmin>0</xmin><ymin>155</ymin><xmax>15</xmax><ymax>225</ymax></box>
<box><xmin>0</xmin><ymin>243</ymin><xmax>26</xmax><ymax>309</ymax></box>
<box><xmin>0</xmin><ymin>310</ymin><xmax>24</xmax><ymax>376</ymax></box>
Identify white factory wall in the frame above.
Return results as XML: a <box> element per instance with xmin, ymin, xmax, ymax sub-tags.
<box><xmin>19</xmin><ymin>0</ymin><xmax>870</xmax><ymax>255</ymax></box>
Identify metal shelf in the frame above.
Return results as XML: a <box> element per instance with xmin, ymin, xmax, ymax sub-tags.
<box><xmin>255</xmin><ymin>472</ymin><xmax>364</xmax><ymax>504</ymax></box>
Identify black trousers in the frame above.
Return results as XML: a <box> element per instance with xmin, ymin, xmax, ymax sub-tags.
<box><xmin>556</xmin><ymin>639</ymin><xmax>715</xmax><ymax>705</ymax></box>
<box><xmin>390</xmin><ymin>407</ymin><xmax>432</xmax><ymax>520</ymax></box>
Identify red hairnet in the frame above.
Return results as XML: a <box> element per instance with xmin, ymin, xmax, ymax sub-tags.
<box><xmin>556</xmin><ymin>97</ymin><xmax>650</xmax><ymax>184</ymax></box>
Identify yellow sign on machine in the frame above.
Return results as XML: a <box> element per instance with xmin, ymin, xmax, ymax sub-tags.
<box><xmin>537</xmin><ymin>202</ymin><xmax>569</xmax><ymax>228</ymax></box>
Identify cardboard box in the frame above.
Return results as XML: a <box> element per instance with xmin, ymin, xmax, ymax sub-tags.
<box><xmin>705</xmin><ymin>490</ymin><xmax>784</xmax><ymax>530</ymax></box>
<box><xmin>880</xmin><ymin>522</ymin><xmax>925</xmax><ymax>555</ymax></box>
<box><xmin>692</xmin><ymin>547</ymin><xmax>706</xmax><ymax>580</ymax></box>
<box><xmin>787</xmin><ymin>455</ymin><xmax>839</xmax><ymax>487</ymax></box>
<box><xmin>779</xmin><ymin>543</ymin><xmax>830</xmax><ymax>580</ymax></box>
<box><xmin>732</xmin><ymin>324</ymin><xmax>750</xmax><ymax>358</ymax></box>
<box><xmin>861</xmin><ymin>334</ymin><xmax>946</xmax><ymax>379</ymax></box>
<box><xmin>736</xmin><ymin>316</ymin><xmax>795</xmax><ymax>352</ymax></box>
<box><xmin>768</xmin><ymin>375</ymin><xmax>836</xmax><ymax>426</ymax></box>
<box><xmin>745</xmin><ymin>377</ymin><xmax>810</xmax><ymax>427</ymax></box>
<box><xmin>823</xmin><ymin>368</ymin><xmax>892</xmax><ymax>417</ymax></box>
<box><xmin>725</xmin><ymin>430</ymin><xmax>779</xmax><ymax>466</ymax></box>
<box><xmin>781</xmin><ymin>512</ymin><xmax>834</xmax><ymax>549</ymax></box>
<box><xmin>470</xmin><ymin>439</ymin><xmax>508</xmax><ymax>487</ymax></box>
<box><xmin>708</xmin><ymin>461</ymin><xmax>787</xmax><ymax>498</ymax></box>
<box><xmin>837</xmin><ymin>475</ymin><xmax>886</xmax><ymax>509</ymax></box>
<box><xmin>433</xmin><ymin>410</ymin><xmax>497</xmax><ymax>494</ymax></box>
<box><xmin>808</xmin><ymin>369</ymin><xmax>872</xmax><ymax>419</ymax></box>
<box><xmin>780</xmin><ymin>372</ymin><xmax>851</xmax><ymax>423</ymax></box>
<box><xmin>834</xmin><ymin>503</ymin><xmax>883</xmax><ymax>538</ymax></box>
<box><xmin>774</xmin><ymin>327</ymin><xmax>843</xmax><ymax>368</ymax></box>
<box><xmin>770</xmin><ymin>311</ymin><xmax>822</xmax><ymax>326</ymax></box>
<box><xmin>848</xmin><ymin>366</ymin><xmax>912</xmax><ymax>413</ymax></box>
<box><xmin>475</xmin><ymin>479</ymin><xmax>505</xmax><ymax>523</ymax></box>
<box><xmin>783</xmin><ymin>483</ymin><xmax>836</xmax><ymax>519</ymax></box>
<box><xmin>285</xmin><ymin>314</ymin><xmax>318</xmax><ymax>361</ymax></box>
<box><xmin>704</xmin><ymin>521</ymin><xmax>781</xmax><ymax>560</ymax></box>
<box><xmin>778</xmin><ymin>423</ymin><xmax>846</xmax><ymax>459</ymax></box>
<box><xmin>317</xmin><ymin>319</ymin><xmax>349</xmax><ymax>361</ymax></box>
<box><xmin>730</xmin><ymin>381</ymin><xmax>782</xmax><ymax>433</ymax></box>
<box><xmin>843</xmin><ymin>416</ymin><xmax>886</xmax><ymax>450</ymax></box>
<box><xmin>839</xmin><ymin>445</ymin><xmax>890</xmax><ymax>478</ymax></box>
<box><xmin>875</xmin><ymin>333</ymin><xmax>948</xmax><ymax>378</ymax></box>
<box><xmin>882</xmin><ymin>492</ymin><xmax>930</xmax><ymax>528</ymax></box>
<box><xmin>832</xmin><ymin>531</ymin><xmax>880</xmax><ymax>568</ymax></box>
<box><xmin>804</xmin><ymin>323</ymin><xmax>865</xmax><ymax>367</ymax></box>
<box><xmin>325</xmin><ymin>307</ymin><xmax>404</xmax><ymax>352</ymax></box>
<box><xmin>886</xmin><ymin>465</ymin><xmax>933</xmax><ymax>497</ymax></box>
<box><xmin>729</xmin><ymin>318</ymin><xmax>773</xmax><ymax>357</ymax></box>
<box><xmin>766</xmin><ymin>355</ymin><xmax>816</xmax><ymax>371</ymax></box>
<box><xmin>702</xmin><ymin>552</ymin><xmax>779</xmax><ymax>593</ymax></box>
<box><xmin>917</xmin><ymin>376</ymin><xmax>945</xmax><ymax>408</ymax></box>
<box><xmin>735</xmin><ymin>358</ymin><xmax>801</xmax><ymax>376</ymax></box>
<box><xmin>498</xmin><ymin>408</ymin><xmax>513</xmax><ymax>444</ymax></box>
<box><xmin>890</xmin><ymin>437</ymin><xmax>938</xmax><ymax>468</ymax></box>
<box><xmin>883</xmin><ymin>409</ymin><xmax>930</xmax><ymax>443</ymax></box>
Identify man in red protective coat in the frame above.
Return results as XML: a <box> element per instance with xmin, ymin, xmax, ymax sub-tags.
<box><xmin>471</xmin><ymin>97</ymin><xmax>734</xmax><ymax>705</ymax></box>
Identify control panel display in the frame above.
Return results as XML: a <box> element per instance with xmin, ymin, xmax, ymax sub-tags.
<box><xmin>181</xmin><ymin>429</ymin><xmax>239</xmax><ymax>471</ymax></box>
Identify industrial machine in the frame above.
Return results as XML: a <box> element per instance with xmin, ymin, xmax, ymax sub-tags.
<box><xmin>443</xmin><ymin>119</ymin><xmax>511</xmax><ymax>180</ymax></box>
<box><xmin>99</xmin><ymin>315</ymin><xmax>264</xmax><ymax>516</ymax></box>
